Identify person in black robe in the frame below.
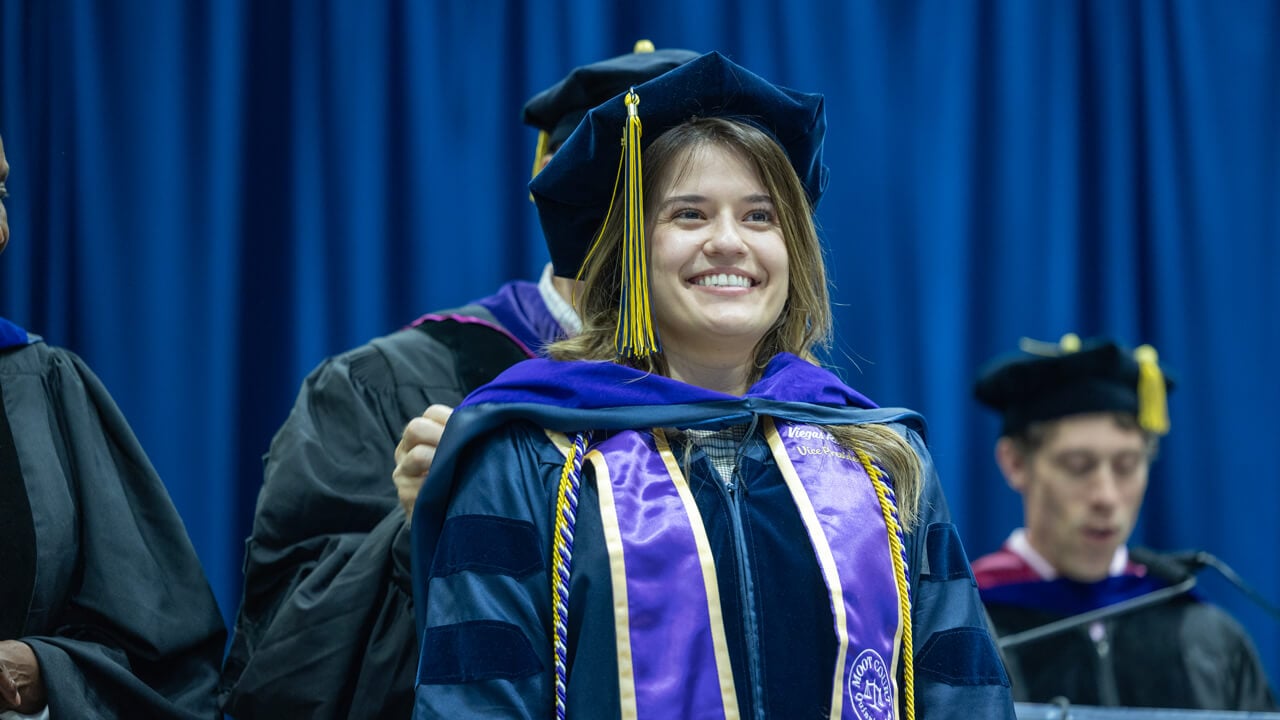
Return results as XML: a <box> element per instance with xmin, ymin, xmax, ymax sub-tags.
<box><xmin>217</xmin><ymin>43</ymin><xmax>699</xmax><ymax>720</ymax></box>
<box><xmin>0</xmin><ymin>133</ymin><xmax>226</xmax><ymax>719</ymax></box>
<box><xmin>970</xmin><ymin>334</ymin><xmax>1277</xmax><ymax>710</ymax></box>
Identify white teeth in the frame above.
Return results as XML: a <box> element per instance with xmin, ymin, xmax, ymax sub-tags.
<box><xmin>693</xmin><ymin>273</ymin><xmax>751</xmax><ymax>288</ymax></box>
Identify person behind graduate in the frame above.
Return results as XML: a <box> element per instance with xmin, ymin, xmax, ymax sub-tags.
<box><xmin>0</xmin><ymin>134</ymin><xmax>227</xmax><ymax>719</ymax></box>
<box><xmin>970</xmin><ymin>333</ymin><xmax>1277</xmax><ymax>710</ymax></box>
<box><xmin>402</xmin><ymin>51</ymin><xmax>1015</xmax><ymax>718</ymax></box>
<box><xmin>217</xmin><ymin>42</ymin><xmax>700</xmax><ymax>719</ymax></box>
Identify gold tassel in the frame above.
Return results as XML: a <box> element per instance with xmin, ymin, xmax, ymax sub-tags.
<box><xmin>1134</xmin><ymin>344</ymin><xmax>1170</xmax><ymax>435</ymax></box>
<box><xmin>529</xmin><ymin>130</ymin><xmax>551</xmax><ymax>202</ymax></box>
<box><xmin>532</xmin><ymin>130</ymin><xmax>550</xmax><ymax>181</ymax></box>
<box><xmin>615</xmin><ymin>89</ymin><xmax>660</xmax><ymax>358</ymax></box>
<box><xmin>1018</xmin><ymin>332</ymin><xmax>1080</xmax><ymax>357</ymax></box>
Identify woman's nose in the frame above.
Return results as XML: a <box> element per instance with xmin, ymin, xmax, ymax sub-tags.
<box><xmin>704</xmin><ymin>214</ymin><xmax>747</xmax><ymax>255</ymax></box>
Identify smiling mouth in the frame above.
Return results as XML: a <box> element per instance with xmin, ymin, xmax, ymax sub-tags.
<box><xmin>691</xmin><ymin>273</ymin><xmax>755</xmax><ymax>288</ymax></box>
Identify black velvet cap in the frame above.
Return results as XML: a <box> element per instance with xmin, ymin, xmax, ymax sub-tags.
<box><xmin>521</xmin><ymin>44</ymin><xmax>701</xmax><ymax>151</ymax></box>
<box><xmin>974</xmin><ymin>336</ymin><xmax>1175</xmax><ymax>436</ymax></box>
<box><xmin>530</xmin><ymin>51</ymin><xmax>829</xmax><ymax>278</ymax></box>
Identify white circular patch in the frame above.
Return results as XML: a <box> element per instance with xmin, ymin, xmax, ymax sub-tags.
<box><xmin>847</xmin><ymin>648</ymin><xmax>894</xmax><ymax>720</ymax></box>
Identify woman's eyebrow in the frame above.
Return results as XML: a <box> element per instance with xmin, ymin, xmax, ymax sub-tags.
<box><xmin>659</xmin><ymin>194</ymin><xmax>707</xmax><ymax>209</ymax></box>
<box><xmin>659</xmin><ymin>193</ymin><xmax>774</xmax><ymax>210</ymax></box>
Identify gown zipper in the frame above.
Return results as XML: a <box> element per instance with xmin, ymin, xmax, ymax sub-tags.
<box><xmin>1089</xmin><ymin>620</ymin><xmax>1121</xmax><ymax>705</ymax></box>
<box><xmin>710</xmin><ymin>414</ymin><xmax>766</xmax><ymax>719</ymax></box>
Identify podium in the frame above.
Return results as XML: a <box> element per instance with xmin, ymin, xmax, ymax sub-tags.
<box><xmin>1016</xmin><ymin>703</ymin><xmax>1280</xmax><ymax>719</ymax></box>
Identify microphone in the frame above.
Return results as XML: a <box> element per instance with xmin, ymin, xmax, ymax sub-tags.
<box><xmin>1132</xmin><ymin>547</ymin><xmax>1280</xmax><ymax>621</ymax></box>
<box><xmin>997</xmin><ymin>548</ymin><xmax>1201</xmax><ymax>650</ymax></box>
<box><xmin>1127</xmin><ymin>546</ymin><xmax>1210</xmax><ymax>584</ymax></box>
<box><xmin>996</xmin><ymin>546</ymin><xmax>1280</xmax><ymax>649</ymax></box>
<box><xmin>1171</xmin><ymin>549</ymin><xmax>1280</xmax><ymax>622</ymax></box>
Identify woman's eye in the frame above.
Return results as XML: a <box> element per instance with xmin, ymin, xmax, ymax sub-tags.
<box><xmin>672</xmin><ymin>208</ymin><xmax>703</xmax><ymax>221</ymax></box>
<box><xmin>745</xmin><ymin>209</ymin><xmax>774</xmax><ymax>223</ymax></box>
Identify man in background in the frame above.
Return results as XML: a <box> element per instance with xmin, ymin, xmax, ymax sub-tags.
<box><xmin>971</xmin><ymin>333</ymin><xmax>1276</xmax><ymax>710</ymax></box>
<box><xmin>218</xmin><ymin>42</ymin><xmax>698</xmax><ymax>720</ymax></box>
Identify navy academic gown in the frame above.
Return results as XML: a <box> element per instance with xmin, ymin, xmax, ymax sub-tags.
<box><xmin>0</xmin><ymin>319</ymin><xmax>225</xmax><ymax>719</ymax></box>
<box><xmin>411</xmin><ymin>354</ymin><xmax>1015</xmax><ymax>719</ymax></box>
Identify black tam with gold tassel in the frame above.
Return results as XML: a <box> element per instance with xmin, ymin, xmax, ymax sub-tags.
<box><xmin>974</xmin><ymin>333</ymin><xmax>1175</xmax><ymax>437</ymax></box>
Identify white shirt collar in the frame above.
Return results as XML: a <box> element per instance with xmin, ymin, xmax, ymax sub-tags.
<box><xmin>1005</xmin><ymin>528</ymin><xmax>1129</xmax><ymax>580</ymax></box>
<box><xmin>537</xmin><ymin>262</ymin><xmax>581</xmax><ymax>336</ymax></box>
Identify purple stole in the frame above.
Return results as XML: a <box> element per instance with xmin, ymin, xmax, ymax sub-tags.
<box><xmin>577</xmin><ymin>417</ymin><xmax>903</xmax><ymax>719</ymax></box>
<box><xmin>0</xmin><ymin>318</ymin><xmax>32</xmax><ymax>350</ymax></box>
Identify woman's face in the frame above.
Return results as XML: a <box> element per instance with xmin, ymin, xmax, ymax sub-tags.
<box><xmin>648</xmin><ymin>143</ymin><xmax>788</xmax><ymax>362</ymax></box>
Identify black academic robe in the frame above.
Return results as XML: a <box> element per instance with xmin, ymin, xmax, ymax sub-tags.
<box><xmin>974</xmin><ymin>544</ymin><xmax>1277</xmax><ymax>711</ymax></box>
<box><xmin>0</xmin><ymin>327</ymin><xmax>225</xmax><ymax>719</ymax></box>
<box><xmin>218</xmin><ymin>282</ymin><xmax>555</xmax><ymax>719</ymax></box>
<box><xmin>989</xmin><ymin>599</ymin><xmax>1277</xmax><ymax>710</ymax></box>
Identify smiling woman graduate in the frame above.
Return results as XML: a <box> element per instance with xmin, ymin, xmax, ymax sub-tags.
<box><xmin>404</xmin><ymin>52</ymin><xmax>1014</xmax><ymax>719</ymax></box>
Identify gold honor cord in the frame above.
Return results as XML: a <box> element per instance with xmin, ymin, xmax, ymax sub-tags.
<box><xmin>552</xmin><ymin>432</ymin><xmax>590</xmax><ymax>720</ymax></box>
<box><xmin>855</xmin><ymin>446</ymin><xmax>915</xmax><ymax>720</ymax></box>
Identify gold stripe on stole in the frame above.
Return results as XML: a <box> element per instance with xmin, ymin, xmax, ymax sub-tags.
<box><xmin>543</xmin><ymin>429</ymin><xmax>574</xmax><ymax>456</ymax></box>
<box><xmin>587</xmin><ymin>450</ymin><xmax>639</xmax><ymax>719</ymax></box>
<box><xmin>652</xmin><ymin>429</ymin><xmax>741</xmax><ymax>720</ymax></box>
<box><xmin>763</xmin><ymin>417</ymin><xmax>855</xmax><ymax>717</ymax></box>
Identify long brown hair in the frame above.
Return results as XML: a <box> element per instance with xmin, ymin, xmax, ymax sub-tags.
<box><xmin>551</xmin><ymin>117</ymin><xmax>830</xmax><ymax>374</ymax></box>
<box><xmin>549</xmin><ymin>117</ymin><xmax>921</xmax><ymax>526</ymax></box>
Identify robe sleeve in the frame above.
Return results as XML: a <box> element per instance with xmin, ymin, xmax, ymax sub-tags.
<box><xmin>218</xmin><ymin>329</ymin><xmax>466</xmax><ymax>720</ymax></box>
<box><xmin>898</xmin><ymin>425</ymin><xmax>1018</xmax><ymax>718</ymax></box>
<box><xmin>220</xmin><ymin>313</ymin><xmax>534</xmax><ymax>719</ymax></box>
<box><xmin>412</xmin><ymin>422</ymin><xmax>563</xmax><ymax>719</ymax></box>
<box><xmin>13</xmin><ymin>347</ymin><xmax>225</xmax><ymax>719</ymax></box>
<box><xmin>1181</xmin><ymin>603</ymin><xmax>1278</xmax><ymax>711</ymax></box>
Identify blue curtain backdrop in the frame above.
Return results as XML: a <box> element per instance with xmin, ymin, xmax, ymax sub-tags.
<box><xmin>3</xmin><ymin>0</ymin><xmax>1278</xmax><ymax>688</ymax></box>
